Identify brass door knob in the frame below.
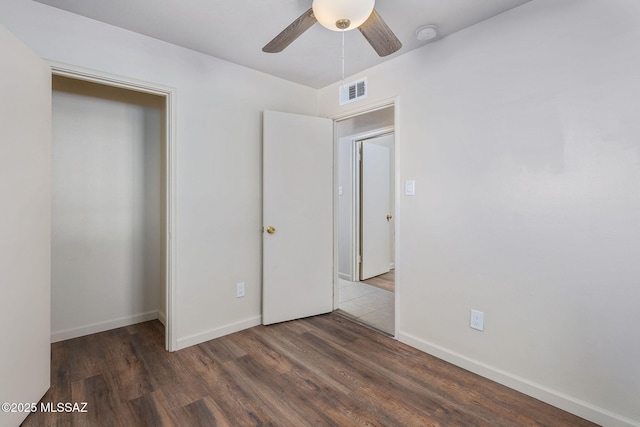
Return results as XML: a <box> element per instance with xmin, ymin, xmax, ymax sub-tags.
<box><xmin>386</xmin><ymin>214</ymin><xmax>393</xmax><ymax>221</ymax></box>
<box><xmin>266</xmin><ymin>226</ymin><xmax>276</xmax><ymax>234</ymax></box>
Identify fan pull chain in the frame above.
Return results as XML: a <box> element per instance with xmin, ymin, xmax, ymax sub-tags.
<box><xmin>341</xmin><ymin>29</ymin><xmax>345</xmax><ymax>85</ymax></box>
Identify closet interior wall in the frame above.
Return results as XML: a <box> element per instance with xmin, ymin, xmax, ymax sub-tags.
<box><xmin>51</xmin><ymin>75</ymin><xmax>165</xmax><ymax>341</ymax></box>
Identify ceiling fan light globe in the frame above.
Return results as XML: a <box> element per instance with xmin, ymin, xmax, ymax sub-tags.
<box><xmin>312</xmin><ymin>0</ymin><xmax>375</xmax><ymax>31</ymax></box>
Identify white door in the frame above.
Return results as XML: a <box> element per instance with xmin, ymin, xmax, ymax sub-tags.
<box><xmin>0</xmin><ymin>26</ymin><xmax>51</xmax><ymax>426</ymax></box>
<box><xmin>262</xmin><ymin>110</ymin><xmax>334</xmax><ymax>325</ymax></box>
<box><xmin>360</xmin><ymin>136</ymin><xmax>393</xmax><ymax>280</ymax></box>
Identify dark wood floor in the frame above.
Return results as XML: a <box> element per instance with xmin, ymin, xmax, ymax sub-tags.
<box><xmin>362</xmin><ymin>269</ymin><xmax>395</xmax><ymax>292</ymax></box>
<box><xmin>23</xmin><ymin>313</ymin><xmax>597</xmax><ymax>426</ymax></box>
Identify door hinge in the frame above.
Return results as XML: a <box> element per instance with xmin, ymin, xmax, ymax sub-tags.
<box><xmin>358</xmin><ymin>254</ymin><xmax>362</xmax><ymax>264</ymax></box>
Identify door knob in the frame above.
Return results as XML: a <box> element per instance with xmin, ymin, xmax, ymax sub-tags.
<box><xmin>266</xmin><ymin>226</ymin><xmax>276</xmax><ymax>234</ymax></box>
<box><xmin>386</xmin><ymin>214</ymin><xmax>393</xmax><ymax>221</ymax></box>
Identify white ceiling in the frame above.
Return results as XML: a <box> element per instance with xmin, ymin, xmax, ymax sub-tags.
<box><xmin>34</xmin><ymin>0</ymin><xmax>532</xmax><ymax>88</ymax></box>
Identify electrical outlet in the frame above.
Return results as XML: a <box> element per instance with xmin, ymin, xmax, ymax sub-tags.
<box><xmin>236</xmin><ymin>282</ymin><xmax>245</xmax><ymax>298</ymax></box>
<box><xmin>470</xmin><ymin>309</ymin><xmax>484</xmax><ymax>331</ymax></box>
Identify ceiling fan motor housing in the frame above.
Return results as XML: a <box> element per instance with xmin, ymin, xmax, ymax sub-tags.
<box><xmin>312</xmin><ymin>0</ymin><xmax>375</xmax><ymax>31</ymax></box>
<box><xmin>336</xmin><ymin>18</ymin><xmax>351</xmax><ymax>30</ymax></box>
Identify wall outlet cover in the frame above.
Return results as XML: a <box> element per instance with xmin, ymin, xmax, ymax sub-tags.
<box><xmin>236</xmin><ymin>282</ymin><xmax>245</xmax><ymax>298</ymax></box>
<box><xmin>470</xmin><ymin>309</ymin><xmax>484</xmax><ymax>331</ymax></box>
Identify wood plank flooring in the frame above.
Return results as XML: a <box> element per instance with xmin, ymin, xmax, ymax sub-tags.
<box><xmin>22</xmin><ymin>314</ymin><xmax>597</xmax><ymax>426</ymax></box>
<box><xmin>362</xmin><ymin>269</ymin><xmax>395</xmax><ymax>292</ymax></box>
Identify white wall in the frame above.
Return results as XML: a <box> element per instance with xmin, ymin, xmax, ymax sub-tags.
<box><xmin>0</xmin><ymin>0</ymin><xmax>318</xmax><ymax>350</ymax></box>
<box><xmin>51</xmin><ymin>76</ymin><xmax>163</xmax><ymax>341</ymax></box>
<box><xmin>321</xmin><ymin>0</ymin><xmax>640</xmax><ymax>425</ymax></box>
<box><xmin>0</xmin><ymin>26</ymin><xmax>51</xmax><ymax>427</ymax></box>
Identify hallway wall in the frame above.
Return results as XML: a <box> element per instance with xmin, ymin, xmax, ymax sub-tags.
<box><xmin>337</xmin><ymin>107</ymin><xmax>394</xmax><ymax>280</ymax></box>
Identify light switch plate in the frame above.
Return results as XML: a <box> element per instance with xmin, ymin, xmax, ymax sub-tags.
<box><xmin>405</xmin><ymin>180</ymin><xmax>415</xmax><ymax>196</ymax></box>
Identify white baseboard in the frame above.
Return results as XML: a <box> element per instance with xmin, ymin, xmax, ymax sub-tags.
<box><xmin>176</xmin><ymin>315</ymin><xmax>262</xmax><ymax>350</ymax></box>
<box><xmin>398</xmin><ymin>332</ymin><xmax>639</xmax><ymax>427</ymax></box>
<box><xmin>51</xmin><ymin>310</ymin><xmax>159</xmax><ymax>343</ymax></box>
<box><xmin>157</xmin><ymin>310</ymin><xmax>166</xmax><ymax>326</ymax></box>
<box><xmin>338</xmin><ymin>272</ymin><xmax>352</xmax><ymax>281</ymax></box>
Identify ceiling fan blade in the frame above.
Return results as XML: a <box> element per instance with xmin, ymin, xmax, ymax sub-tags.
<box><xmin>358</xmin><ymin>9</ymin><xmax>402</xmax><ymax>57</ymax></box>
<box><xmin>263</xmin><ymin>8</ymin><xmax>317</xmax><ymax>53</ymax></box>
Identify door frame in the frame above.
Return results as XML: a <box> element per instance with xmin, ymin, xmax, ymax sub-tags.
<box><xmin>331</xmin><ymin>99</ymin><xmax>399</xmax><ymax>338</ymax></box>
<box><xmin>49</xmin><ymin>61</ymin><xmax>178</xmax><ymax>351</ymax></box>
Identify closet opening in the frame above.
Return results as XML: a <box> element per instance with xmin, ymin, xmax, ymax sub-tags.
<box><xmin>50</xmin><ymin>73</ymin><xmax>173</xmax><ymax>350</ymax></box>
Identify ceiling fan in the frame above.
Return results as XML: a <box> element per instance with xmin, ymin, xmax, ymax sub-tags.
<box><xmin>263</xmin><ymin>0</ymin><xmax>402</xmax><ymax>57</ymax></box>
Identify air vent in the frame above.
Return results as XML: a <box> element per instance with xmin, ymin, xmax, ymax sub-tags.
<box><xmin>339</xmin><ymin>78</ymin><xmax>368</xmax><ymax>105</ymax></box>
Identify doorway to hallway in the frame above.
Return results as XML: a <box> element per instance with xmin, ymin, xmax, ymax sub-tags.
<box><xmin>335</xmin><ymin>105</ymin><xmax>395</xmax><ymax>335</ymax></box>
